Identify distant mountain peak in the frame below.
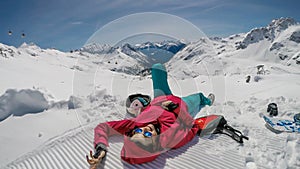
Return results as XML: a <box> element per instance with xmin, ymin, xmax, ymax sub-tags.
<box><xmin>121</xmin><ymin>43</ymin><xmax>137</xmax><ymax>52</ymax></box>
<box><xmin>136</xmin><ymin>40</ymin><xmax>186</xmax><ymax>54</ymax></box>
<box><xmin>19</xmin><ymin>42</ymin><xmax>40</xmax><ymax>49</ymax></box>
<box><xmin>236</xmin><ymin>17</ymin><xmax>299</xmax><ymax>50</ymax></box>
<box><xmin>268</xmin><ymin>17</ymin><xmax>298</xmax><ymax>31</ymax></box>
<box><xmin>81</xmin><ymin>43</ymin><xmax>115</xmax><ymax>54</ymax></box>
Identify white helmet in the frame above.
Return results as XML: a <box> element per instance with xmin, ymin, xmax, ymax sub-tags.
<box><xmin>126</xmin><ymin>94</ymin><xmax>151</xmax><ymax>117</ymax></box>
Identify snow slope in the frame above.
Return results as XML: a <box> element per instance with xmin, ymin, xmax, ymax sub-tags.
<box><xmin>0</xmin><ymin>17</ymin><xmax>300</xmax><ymax>169</ymax></box>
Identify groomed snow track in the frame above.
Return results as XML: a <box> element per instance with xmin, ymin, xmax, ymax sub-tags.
<box><xmin>2</xmin><ymin>124</ymin><xmax>247</xmax><ymax>169</ymax></box>
<box><xmin>3</xmin><ymin>118</ymin><xmax>292</xmax><ymax>169</ymax></box>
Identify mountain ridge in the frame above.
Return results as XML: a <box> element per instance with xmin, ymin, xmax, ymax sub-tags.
<box><xmin>1</xmin><ymin>17</ymin><xmax>299</xmax><ymax>76</ymax></box>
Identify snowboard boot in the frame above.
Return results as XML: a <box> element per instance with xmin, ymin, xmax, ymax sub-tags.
<box><xmin>267</xmin><ymin>103</ymin><xmax>278</xmax><ymax>116</ymax></box>
<box><xmin>194</xmin><ymin>115</ymin><xmax>249</xmax><ymax>143</ymax></box>
<box><xmin>213</xmin><ymin>122</ymin><xmax>249</xmax><ymax>144</ymax></box>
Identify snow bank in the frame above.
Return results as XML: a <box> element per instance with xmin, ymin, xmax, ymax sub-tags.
<box><xmin>48</xmin><ymin>95</ymin><xmax>83</xmax><ymax>110</ymax></box>
<box><xmin>0</xmin><ymin>88</ymin><xmax>85</xmax><ymax>121</ymax></box>
<box><xmin>0</xmin><ymin>89</ymin><xmax>49</xmax><ymax>121</ymax></box>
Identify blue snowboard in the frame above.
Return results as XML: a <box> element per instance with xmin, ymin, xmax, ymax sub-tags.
<box><xmin>263</xmin><ymin>115</ymin><xmax>300</xmax><ymax>133</ymax></box>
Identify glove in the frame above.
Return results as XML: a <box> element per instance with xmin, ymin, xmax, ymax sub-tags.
<box><xmin>93</xmin><ymin>143</ymin><xmax>107</xmax><ymax>158</ymax></box>
<box><xmin>161</xmin><ymin>101</ymin><xmax>179</xmax><ymax>111</ymax></box>
<box><xmin>86</xmin><ymin>143</ymin><xmax>107</xmax><ymax>169</ymax></box>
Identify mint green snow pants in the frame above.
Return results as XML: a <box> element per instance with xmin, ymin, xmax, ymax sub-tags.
<box><xmin>151</xmin><ymin>63</ymin><xmax>211</xmax><ymax>118</ymax></box>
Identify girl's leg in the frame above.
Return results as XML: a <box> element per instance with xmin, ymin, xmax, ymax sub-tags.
<box><xmin>182</xmin><ymin>93</ymin><xmax>212</xmax><ymax>118</ymax></box>
<box><xmin>151</xmin><ymin>63</ymin><xmax>172</xmax><ymax>98</ymax></box>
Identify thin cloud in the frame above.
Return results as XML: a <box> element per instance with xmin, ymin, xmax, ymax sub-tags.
<box><xmin>165</xmin><ymin>0</ymin><xmax>221</xmax><ymax>12</ymax></box>
<box><xmin>71</xmin><ymin>21</ymin><xmax>83</xmax><ymax>25</ymax></box>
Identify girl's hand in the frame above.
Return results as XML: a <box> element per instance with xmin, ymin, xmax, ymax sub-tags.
<box><xmin>86</xmin><ymin>150</ymin><xmax>106</xmax><ymax>169</ymax></box>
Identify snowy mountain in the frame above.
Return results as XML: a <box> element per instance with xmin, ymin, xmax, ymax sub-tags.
<box><xmin>166</xmin><ymin>17</ymin><xmax>300</xmax><ymax>80</ymax></box>
<box><xmin>134</xmin><ymin>40</ymin><xmax>186</xmax><ymax>63</ymax></box>
<box><xmin>77</xmin><ymin>43</ymin><xmax>152</xmax><ymax>75</ymax></box>
<box><xmin>135</xmin><ymin>40</ymin><xmax>186</xmax><ymax>54</ymax></box>
<box><xmin>79</xmin><ymin>41</ymin><xmax>186</xmax><ymax>75</ymax></box>
<box><xmin>0</xmin><ymin>42</ymin><xmax>70</xmax><ymax>59</ymax></box>
<box><xmin>119</xmin><ymin>43</ymin><xmax>153</xmax><ymax>67</ymax></box>
<box><xmin>236</xmin><ymin>17</ymin><xmax>298</xmax><ymax>49</ymax></box>
<box><xmin>82</xmin><ymin>41</ymin><xmax>186</xmax><ymax>66</ymax></box>
<box><xmin>81</xmin><ymin>43</ymin><xmax>115</xmax><ymax>54</ymax></box>
<box><xmin>0</xmin><ymin>17</ymin><xmax>300</xmax><ymax>169</ymax></box>
<box><xmin>166</xmin><ymin>38</ymin><xmax>223</xmax><ymax>79</ymax></box>
<box><xmin>233</xmin><ymin>17</ymin><xmax>300</xmax><ymax>65</ymax></box>
<box><xmin>0</xmin><ymin>43</ymin><xmax>19</xmax><ymax>58</ymax></box>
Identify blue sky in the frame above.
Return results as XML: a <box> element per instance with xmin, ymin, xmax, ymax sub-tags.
<box><xmin>1</xmin><ymin>0</ymin><xmax>299</xmax><ymax>51</ymax></box>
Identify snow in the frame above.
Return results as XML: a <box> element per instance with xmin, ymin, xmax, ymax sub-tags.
<box><xmin>0</xmin><ymin>18</ymin><xmax>300</xmax><ymax>169</ymax></box>
<box><xmin>0</xmin><ymin>89</ymin><xmax>49</xmax><ymax>121</ymax></box>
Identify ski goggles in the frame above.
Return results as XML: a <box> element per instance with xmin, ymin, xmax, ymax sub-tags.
<box><xmin>133</xmin><ymin>128</ymin><xmax>153</xmax><ymax>138</ymax></box>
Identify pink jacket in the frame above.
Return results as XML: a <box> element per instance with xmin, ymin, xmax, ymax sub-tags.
<box><xmin>94</xmin><ymin>95</ymin><xmax>199</xmax><ymax>164</ymax></box>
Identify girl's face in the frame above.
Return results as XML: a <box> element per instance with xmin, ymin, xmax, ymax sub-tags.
<box><xmin>133</xmin><ymin>124</ymin><xmax>158</xmax><ymax>137</ymax></box>
<box><xmin>130</xmin><ymin>124</ymin><xmax>158</xmax><ymax>151</ymax></box>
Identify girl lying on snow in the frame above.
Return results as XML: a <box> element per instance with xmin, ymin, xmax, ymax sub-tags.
<box><xmin>87</xmin><ymin>63</ymin><xmax>248</xmax><ymax>168</ymax></box>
